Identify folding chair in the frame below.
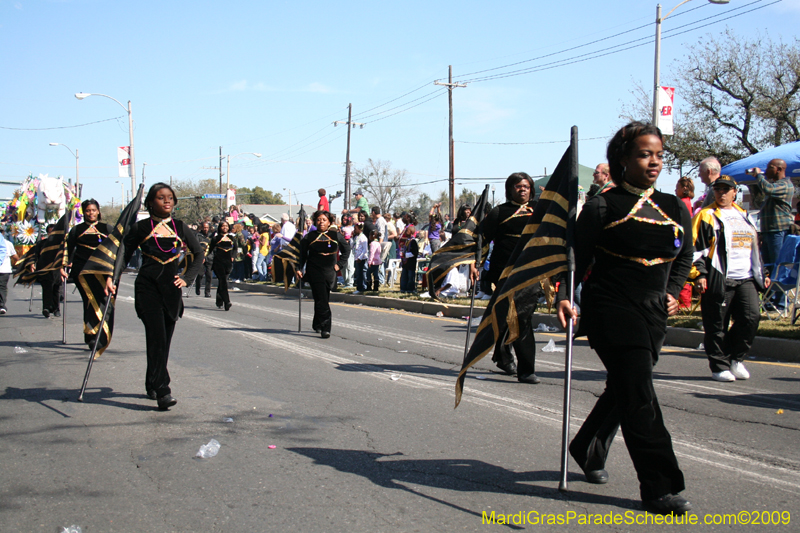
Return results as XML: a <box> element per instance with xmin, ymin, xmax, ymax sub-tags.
<box><xmin>385</xmin><ymin>258</ymin><xmax>401</xmax><ymax>288</ymax></box>
<box><xmin>761</xmin><ymin>235</ymin><xmax>800</xmax><ymax>324</ymax></box>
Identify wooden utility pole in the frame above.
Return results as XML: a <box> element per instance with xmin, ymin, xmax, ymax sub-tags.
<box><xmin>334</xmin><ymin>104</ymin><xmax>365</xmax><ymax>211</ymax></box>
<box><xmin>219</xmin><ymin>146</ymin><xmax>224</xmax><ymax>213</ymax></box>
<box><xmin>435</xmin><ymin>66</ymin><xmax>466</xmax><ymax>219</ymax></box>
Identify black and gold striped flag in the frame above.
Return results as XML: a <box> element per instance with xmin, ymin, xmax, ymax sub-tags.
<box><xmin>426</xmin><ymin>188</ymin><xmax>491</xmax><ymax>297</ymax></box>
<box><xmin>455</xmin><ymin>137</ymin><xmax>578</xmax><ymax>407</ymax></box>
<box><xmin>14</xmin><ymin>212</ymin><xmax>72</xmax><ymax>286</ymax></box>
<box><xmin>77</xmin><ymin>184</ymin><xmax>145</xmax><ymax>357</ymax></box>
<box><xmin>272</xmin><ymin>207</ymin><xmax>306</xmax><ymax>290</ymax></box>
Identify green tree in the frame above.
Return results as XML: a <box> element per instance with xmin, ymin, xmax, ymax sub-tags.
<box><xmin>171</xmin><ymin>178</ymin><xmax>225</xmax><ymax>223</ymax></box>
<box><xmin>234</xmin><ymin>185</ymin><xmax>283</xmax><ymax>205</ymax></box>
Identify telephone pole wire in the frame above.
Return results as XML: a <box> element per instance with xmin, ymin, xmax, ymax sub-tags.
<box><xmin>334</xmin><ymin>104</ymin><xmax>365</xmax><ymax>210</ymax></box>
<box><xmin>434</xmin><ymin>65</ymin><xmax>467</xmax><ymax>219</ymax></box>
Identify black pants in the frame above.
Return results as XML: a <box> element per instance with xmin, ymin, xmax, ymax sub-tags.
<box><xmin>569</xmin><ymin>344</ymin><xmax>684</xmax><ymax>501</ymax></box>
<box><xmin>701</xmin><ymin>278</ymin><xmax>761</xmax><ymax>372</ymax></box>
<box><xmin>138</xmin><ymin>302</ymin><xmax>175</xmax><ymax>397</ymax></box>
<box><xmin>0</xmin><ymin>272</ymin><xmax>9</xmax><ymax>309</ymax></box>
<box><xmin>214</xmin><ymin>264</ymin><xmax>232</xmax><ymax>307</ymax></box>
<box><xmin>40</xmin><ymin>272</ymin><xmax>62</xmax><ymax>313</ymax></box>
<box><xmin>309</xmin><ymin>281</ymin><xmax>332</xmax><ymax>333</ymax></box>
<box><xmin>195</xmin><ymin>261</ymin><xmax>212</xmax><ymax>296</ymax></box>
<box><xmin>491</xmin><ymin>322</ymin><xmax>537</xmax><ymax>376</ymax></box>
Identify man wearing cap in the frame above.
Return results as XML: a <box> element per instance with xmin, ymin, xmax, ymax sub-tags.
<box><xmin>352</xmin><ymin>189</ymin><xmax>369</xmax><ymax>215</ymax></box>
<box><xmin>692</xmin><ymin>176</ymin><xmax>769</xmax><ymax>382</ymax></box>
<box><xmin>746</xmin><ymin>159</ymin><xmax>794</xmax><ymax>270</ymax></box>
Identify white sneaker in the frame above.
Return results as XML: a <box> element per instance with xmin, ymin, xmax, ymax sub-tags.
<box><xmin>711</xmin><ymin>370</ymin><xmax>736</xmax><ymax>382</ymax></box>
<box><xmin>730</xmin><ymin>361</ymin><xmax>750</xmax><ymax>380</ymax></box>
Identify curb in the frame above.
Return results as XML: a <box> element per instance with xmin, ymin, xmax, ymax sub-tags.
<box><xmin>231</xmin><ymin>282</ymin><xmax>800</xmax><ymax>363</ymax></box>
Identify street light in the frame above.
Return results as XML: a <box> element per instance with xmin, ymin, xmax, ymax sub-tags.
<box><xmin>115</xmin><ymin>181</ymin><xmax>125</xmax><ymax>211</ymax></box>
<box><xmin>652</xmin><ymin>0</ymin><xmax>729</xmax><ymax>125</ymax></box>
<box><xmin>49</xmin><ymin>142</ymin><xmax>79</xmax><ymax>194</ymax></box>
<box><xmin>283</xmin><ymin>188</ymin><xmax>292</xmax><ymax>219</ymax></box>
<box><xmin>75</xmin><ymin>92</ymin><xmax>136</xmax><ymax>199</ymax></box>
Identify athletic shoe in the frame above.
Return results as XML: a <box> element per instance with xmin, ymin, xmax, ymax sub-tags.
<box><xmin>730</xmin><ymin>361</ymin><xmax>750</xmax><ymax>380</ymax></box>
<box><xmin>0</xmin><ymin>308</ymin><xmax>7</xmax><ymax>315</ymax></box>
<box><xmin>42</xmin><ymin>309</ymin><xmax>50</xmax><ymax>318</ymax></box>
<box><xmin>711</xmin><ymin>370</ymin><xmax>736</xmax><ymax>382</ymax></box>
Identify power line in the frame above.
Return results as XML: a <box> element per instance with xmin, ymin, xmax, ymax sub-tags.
<box><xmin>456</xmin><ymin>136</ymin><xmax>607</xmax><ymax>145</ymax></box>
<box><xmin>0</xmin><ymin>116</ymin><xmax>125</xmax><ymax>131</ymax></box>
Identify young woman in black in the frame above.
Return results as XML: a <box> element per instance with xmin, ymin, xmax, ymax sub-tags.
<box><xmin>63</xmin><ymin>199</ymin><xmax>114</xmax><ymax>348</ymax></box>
<box><xmin>207</xmin><ymin>220</ymin><xmax>234</xmax><ymax>311</ymax></box>
<box><xmin>106</xmin><ymin>183</ymin><xmax>203</xmax><ymax>409</ymax></box>
<box><xmin>557</xmin><ymin>122</ymin><xmax>693</xmax><ymax>515</ymax></box>
<box><xmin>296</xmin><ymin>210</ymin><xmax>350</xmax><ymax>338</ymax></box>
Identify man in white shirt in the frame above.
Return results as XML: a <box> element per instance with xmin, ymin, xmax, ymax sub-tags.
<box><xmin>0</xmin><ymin>234</ymin><xmax>21</xmax><ymax>315</ymax></box>
<box><xmin>277</xmin><ymin>213</ymin><xmax>297</xmax><ymax>249</ymax></box>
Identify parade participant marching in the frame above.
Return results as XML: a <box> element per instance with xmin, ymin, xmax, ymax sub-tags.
<box><xmin>105</xmin><ymin>183</ymin><xmax>204</xmax><ymax>410</ymax></box>
<box><xmin>63</xmin><ymin>199</ymin><xmax>114</xmax><ymax>348</ymax></box>
<box><xmin>25</xmin><ymin>224</ymin><xmax>63</xmax><ymax>317</ymax></box>
<box><xmin>207</xmin><ymin>221</ymin><xmax>234</xmax><ymax>311</ymax></box>
<box><xmin>469</xmin><ymin>173</ymin><xmax>540</xmax><ymax>383</ymax></box>
<box><xmin>296</xmin><ymin>210</ymin><xmax>350</xmax><ymax>339</ymax></box>
<box><xmin>557</xmin><ymin>121</ymin><xmax>694</xmax><ymax>515</ymax></box>
<box><xmin>193</xmin><ymin>221</ymin><xmax>213</xmax><ymax>297</ymax></box>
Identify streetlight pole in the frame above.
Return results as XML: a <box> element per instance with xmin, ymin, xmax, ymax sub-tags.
<box><xmin>48</xmin><ymin>143</ymin><xmax>79</xmax><ymax>192</ymax></box>
<box><xmin>652</xmin><ymin>1</ymin><xmax>729</xmax><ymax>125</ymax></box>
<box><xmin>283</xmin><ymin>188</ymin><xmax>292</xmax><ymax>219</ymax></box>
<box><xmin>115</xmin><ymin>181</ymin><xmax>124</xmax><ymax>211</ymax></box>
<box><xmin>225</xmin><ymin>152</ymin><xmax>262</xmax><ymax>193</ymax></box>
<box><xmin>74</xmin><ymin>92</ymin><xmax>135</xmax><ymax>199</ymax></box>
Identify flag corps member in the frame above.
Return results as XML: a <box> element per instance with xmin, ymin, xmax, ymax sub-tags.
<box><xmin>106</xmin><ymin>183</ymin><xmax>204</xmax><ymax>409</ymax></box>
<box><xmin>557</xmin><ymin>122</ymin><xmax>694</xmax><ymax>515</ymax></box>
<box><xmin>468</xmin><ymin>173</ymin><xmax>541</xmax><ymax>383</ymax></box>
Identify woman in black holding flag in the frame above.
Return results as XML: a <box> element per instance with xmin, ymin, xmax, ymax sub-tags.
<box><xmin>557</xmin><ymin>122</ymin><xmax>693</xmax><ymax>515</ymax></box>
<box><xmin>106</xmin><ymin>183</ymin><xmax>203</xmax><ymax>410</ymax></box>
<box><xmin>207</xmin><ymin>220</ymin><xmax>234</xmax><ymax>311</ymax></box>
<box><xmin>63</xmin><ymin>199</ymin><xmax>114</xmax><ymax>348</ymax></box>
<box><xmin>296</xmin><ymin>210</ymin><xmax>350</xmax><ymax>338</ymax></box>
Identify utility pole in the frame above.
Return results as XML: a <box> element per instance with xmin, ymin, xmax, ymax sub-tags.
<box><xmin>219</xmin><ymin>146</ymin><xmax>224</xmax><ymax>213</ymax></box>
<box><xmin>435</xmin><ymin>66</ymin><xmax>467</xmax><ymax>219</ymax></box>
<box><xmin>334</xmin><ymin>104</ymin><xmax>364</xmax><ymax>211</ymax></box>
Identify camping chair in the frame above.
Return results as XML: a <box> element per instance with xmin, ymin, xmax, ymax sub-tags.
<box><xmin>385</xmin><ymin>258</ymin><xmax>401</xmax><ymax>288</ymax></box>
<box><xmin>760</xmin><ymin>235</ymin><xmax>800</xmax><ymax>324</ymax></box>
<box><xmin>416</xmin><ymin>258</ymin><xmax>430</xmax><ymax>288</ymax></box>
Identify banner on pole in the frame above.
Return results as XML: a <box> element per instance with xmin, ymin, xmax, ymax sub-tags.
<box><xmin>657</xmin><ymin>86</ymin><xmax>675</xmax><ymax>135</ymax></box>
<box><xmin>118</xmin><ymin>146</ymin><xmax>131</xmax><ymax>178</ymax></box>
<box><xmin>227</xmin><ymin>188</ymin><xmax>236</xmax><ymax>209</ymax></box>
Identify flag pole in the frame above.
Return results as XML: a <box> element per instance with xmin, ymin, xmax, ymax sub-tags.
<box><xmin>28</xmin><ymin>284</ymin><xmax>34</xmax><ymax>312</ymax></box>
<box><xmin>77</xmin><ymin>295</ymin><xmax>112</xmax><ymax>402</ymax></box>
<box><xmin>61</xmin><ymin>277</ymin><xmax>68</xmax><ymax>344</ymax></box>
<box><xmin>297</xmin><ymin>206</ymin><xmax>305</xmax><ymax>333</ymax></box>
<box><xmin>462</xmin><ymin>185</ymin><xmax>489</xmax><ymax>360</ymax></box>
<box><xmin>558</xmin><ymin>126</ymin><xmax>579</xmax><ymax>492</ymax></box>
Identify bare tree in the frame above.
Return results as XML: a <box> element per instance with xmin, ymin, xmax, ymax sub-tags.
<box><xmin>353</xmin><ymin>159</ymin><xmax>417</xmax><ymax>214</ymax></box>
<box><xmin>620</xmin><ymin>30</ymin><xmax>800</xmax><ymax>169</ymax></box>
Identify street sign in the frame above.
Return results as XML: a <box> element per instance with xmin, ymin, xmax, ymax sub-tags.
<box><xmin>202</xmin><ymin>193</ymin><xmax>226</xmax><ymax>199</ymax></box>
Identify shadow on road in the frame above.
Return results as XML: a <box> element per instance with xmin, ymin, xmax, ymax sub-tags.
<box><xmin>288</xmin><ymin>447</ymin><xmax>641</xmax><ymax>523</ymax></box>
<box><xmin>0</xmin><ymin>386</ymin><xmax>155</xmax><ymax>415</ymax></box>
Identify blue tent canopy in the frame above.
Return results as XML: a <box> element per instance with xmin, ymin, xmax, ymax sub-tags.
<box><xmin>721</xmin><ymin>141</ymin><xmax>800</xmax><ymax>183</ymax></box>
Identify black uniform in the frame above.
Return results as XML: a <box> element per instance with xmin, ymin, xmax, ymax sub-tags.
<box><xmin>67</xmin><ymin>221</ymin><xmax>114</xmax><ymax>345</ymax></box>
<box><xmin>193</xmin><ymin>230</ymin><xmax>212</xmax><ymax>296</ymax></box>
<box><xmin>561</xmin><ymin>184</ymin><xmax>693</xmax><ymax>502</ymax></box>
<box><xmin>122</xmin><ymin>217</ymin><xmax>204</xmax><ymax>399</ymax></box>
<box><xmin>298</xmin><ymin>229</ymin><xmax>350</xmax><ymax>334</ymax></box>
<box><xmin>478</xmin><ymin>200</ymin><xmax>539</xmax><ymax>376</ymax></box>
<box><xmin>207</xmin><ymin>233</ymin><xmax>234</xmax><ymax>308</ymax></box>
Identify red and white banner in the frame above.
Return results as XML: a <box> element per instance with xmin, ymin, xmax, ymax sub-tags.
<box><xmin>226</xmin><ymin>188</ymin><xmax>236</xmax><ymax>209</ymax></box>
<box><xmin>656</xmin><ymin>86</ymin><xmax>675</xmax><ymax>135</ymax></box>
<box><xmin>118</xmin><ymin>146</ymin><xmax>131</xmax><ymax>178</ymax></box>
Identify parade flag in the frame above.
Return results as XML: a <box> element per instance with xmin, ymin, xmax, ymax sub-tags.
<box><xmin>77</xmin><ymin>184</ymin><xmax>144</xmax><ymax>357</ymax></box>
<box><xmin>455</xmin><ymin>135</ymin><xmax>578</xmax><ymax>408</ymax></box>
<box><xmin>14</xmin><ymin>211</ymin><xmax>72</xmax><ymax>286</ymax></box>
<box><xmin>427</xmin><ymin>188</ymin><xmax>491</xmax><ymax>297</ymax></box>
<box><xmin>272</xmin><ymin>206</ymin><xmax>306</xmax><ymax>290</ymax></box>
<box><xmin>118</xmin><ymin>146</ymin><xmax>131</xmax><ymax>178</ymax></box>
<box><xmin>226</xmin><ymin>188</ymin><xmax>236</xmax><ymax>210</ymax></box>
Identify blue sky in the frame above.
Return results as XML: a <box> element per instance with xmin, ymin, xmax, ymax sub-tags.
<box><xmin>2</xmin><ymin>0</ymin><xmax>799</xmax><ymax>212</ymax></box>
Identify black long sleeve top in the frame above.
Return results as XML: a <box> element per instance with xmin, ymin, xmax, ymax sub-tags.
<box><xmin>122</xmin><ymin>217</ymin><xmax>204</xmax><ymax>320</ymax></box>
<box><xmin>561</xmin><ymin>185</ymin><xmax>693</xmax><ymax>354</ymax></box>
<box><xmin>66</xmin><ymin>221</ymin><xmax>114</xmax><ymax>280</ymax></box>
<box><xmin>478</xmin><ymin>200</ymin><xmax>536</xmax><ymax>287</ymax></box>
<box><xmin>298</xmin><ymin>229</ymin><xmax>350</xmax><ymax>287</ymax></box>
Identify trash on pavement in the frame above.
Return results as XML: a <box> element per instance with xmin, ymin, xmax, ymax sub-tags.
<box><xmin>389</xmin><ymin>374</ymin><xmax>401</xmax><ymax>381</ymax></box>
<box><xmin>268</xmin><ymin>445</ymin><xmax>277</xmax><ymax>449</ymax></box>
<box><xmin>223</xmin><ymin>417</ymin><xmax>234</xmax><ymax>423</ymax></box>
<box><xmin>436</xmin><ymin>311</ymin><xmax>444</xmax><ymax>317</ymax></box>
<box><xmin>541</xmin><ymin>339</ymin><xmax>565</xmax><ymax>352</ymax></box>
<box><xmin>14</xmin><ymin>346</ymin><xmax>28</xmax><ymax>354</ymax></box>
<box><xmin>196</xmin><ymin>439</ymin><xmax>221</xmax><ymax>458</ymax></box>
<box><xmin>534</xmin><ymin>323</ymin><xmax>558</xmax><ymax>332</ymax></box>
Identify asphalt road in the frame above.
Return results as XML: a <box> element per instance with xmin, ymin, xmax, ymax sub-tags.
<box><xmin>1</xmin><ymin>273</ymin><xmax>798</xmax><ymax>532</ymax></box>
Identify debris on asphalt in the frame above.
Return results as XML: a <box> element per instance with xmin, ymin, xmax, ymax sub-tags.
<box><xmin>541</xmin><ymin>339</ymin><xmax>565</xmax><ymax>352</ymax></box>
<box><xmin>196</xmin><ymin>439</ymin><xmax>221</xmax><ymax>459</ymax></box>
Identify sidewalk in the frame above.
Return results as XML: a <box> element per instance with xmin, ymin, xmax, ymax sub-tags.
<box><xmin>230</xmin><ymin>281</ymin><xmax>800</xmax><ymax>364</ymax></box>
